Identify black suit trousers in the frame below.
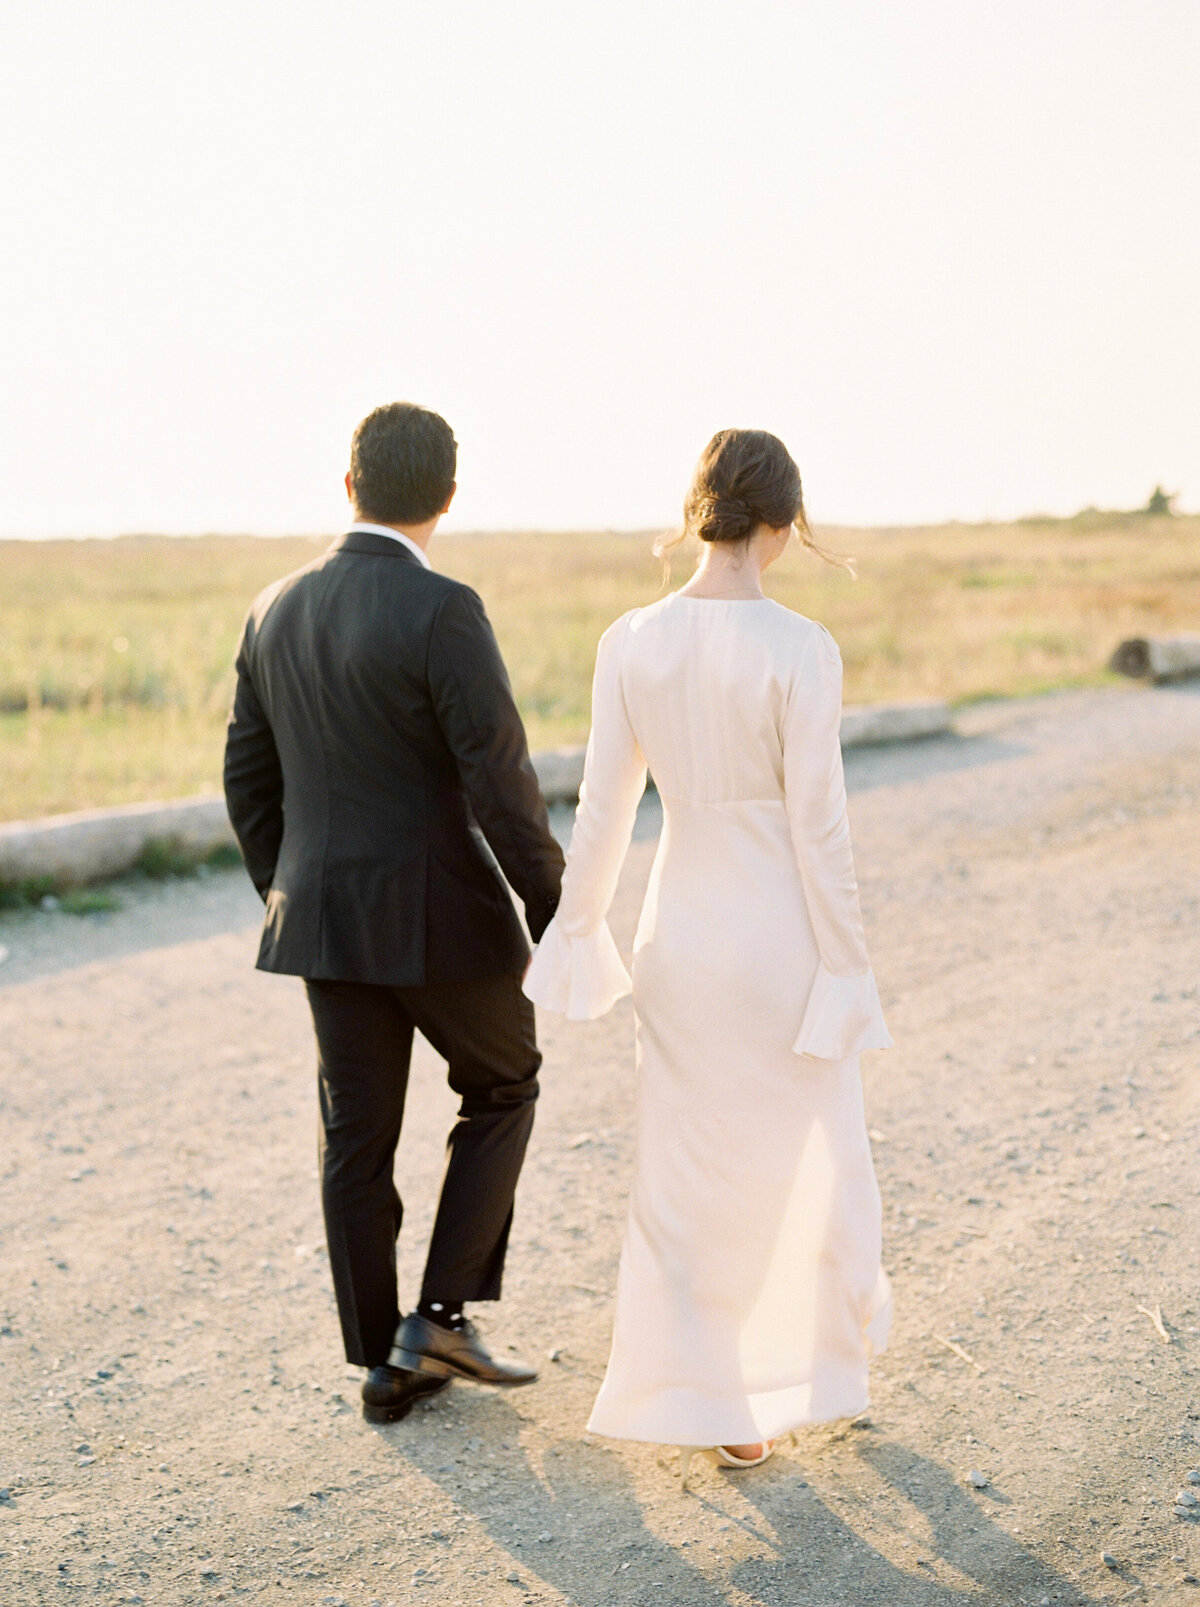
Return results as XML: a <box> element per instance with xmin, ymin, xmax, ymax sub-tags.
<box><xmin>305</xmin><ymin>971</ymin><xmax>540</xmax><ymax>1368</ymax></box>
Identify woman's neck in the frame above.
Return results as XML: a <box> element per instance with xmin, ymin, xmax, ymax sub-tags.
<box><xmin>679</xmin><ymin>539</ymin><xmax>766</xmax><ymax>599</ymax></box>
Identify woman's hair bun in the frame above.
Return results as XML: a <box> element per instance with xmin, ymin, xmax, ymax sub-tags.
<box><xmin>696</xmin><ymin>496</ymin><xmax>755</xmax><ymax>544</ymax></box>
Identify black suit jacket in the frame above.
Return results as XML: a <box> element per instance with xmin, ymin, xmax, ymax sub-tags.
<box><xmin>223</xmin><ymin>530</ymin><xmax>564</xmax><ymax>985</ymax></box>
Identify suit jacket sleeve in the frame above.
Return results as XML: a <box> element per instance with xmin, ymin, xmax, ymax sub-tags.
<box><xmin>223</xmin><ymin>618</ymin><xmax>284</xmax><ymax>901</ymax></box>
<box><xmin>427</xmin><ymin>584</ymin><xmax>564</xmax><ymax>941</ymax></box>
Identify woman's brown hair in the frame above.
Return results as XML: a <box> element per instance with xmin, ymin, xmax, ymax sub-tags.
<box><xmin>655</xmin><ymin>428</ymin><xmax>849</xmax><ymax>578</ymax></box>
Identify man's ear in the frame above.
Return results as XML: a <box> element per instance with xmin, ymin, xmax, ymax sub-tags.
<box><xmin>344</xmin><ymin>471</ymin><xmax>354</xmax><ymax>502</ymax></box>
<box><xmin>441</xmin><ymin>483</ymin><xmax>457</xmax><ymax>514</ymax></box>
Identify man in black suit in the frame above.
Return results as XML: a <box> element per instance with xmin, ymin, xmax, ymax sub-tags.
<box><xmin>224</xmin><ymin>402</ymin><xmax>565</xmax><ymax>1422</ymax></box>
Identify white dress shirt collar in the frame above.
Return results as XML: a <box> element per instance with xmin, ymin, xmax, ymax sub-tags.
<box><xmin>346</xmin><ymin>521</ymin><xmax>432</xmax><ymax>570</ymax></box>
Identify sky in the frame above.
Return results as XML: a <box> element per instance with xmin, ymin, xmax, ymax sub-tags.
<box><xmin>1</xmin><ymin>0</ymin><xmax>1197</xmax><ymax>537</ymax></box>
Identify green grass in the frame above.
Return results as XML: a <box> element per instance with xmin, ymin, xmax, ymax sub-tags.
<box><xmin>58</xmin><ymin>887</ymin><xmax>124</xmax><ymax>915</ymax></box>
<box><xmin>2</xmin><ymin>515</ymin><xmax>1198</xmax><ymax>822</ymax></box>
<box><xmin>0</xmin><ymin>874</ymin><xmax>59</xmax><ymax>911</ymax></box>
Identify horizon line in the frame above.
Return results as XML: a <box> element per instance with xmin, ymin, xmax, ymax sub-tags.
<box><xmin>1</xmin><ymin>505</ymin><xmax>1192</xmax><ymax>544</ymax></box>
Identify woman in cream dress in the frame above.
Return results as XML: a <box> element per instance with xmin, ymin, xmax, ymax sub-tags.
<box><xmin>523</xmin><ymin>429</ymin><xmax>891</xmax><ymax>1483</ymax></box>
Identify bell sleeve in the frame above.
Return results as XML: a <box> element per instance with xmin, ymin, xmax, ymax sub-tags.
<box><xmin>784</xmin><ymin>626</ymin><xmax>893</xmax><ymax>1061</ymax></box>
<box><xmin>523</xmin><ymin>613</ymin><xmax>647</xmax><ymax>1020</ymax></box>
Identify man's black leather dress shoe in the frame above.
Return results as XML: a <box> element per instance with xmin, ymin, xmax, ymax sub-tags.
<box><xmin>388</xmin><ymin>1313</ymin><xmax>538</xmax><ymax>1387</ymax></box>
<box><xmin>361</xmin><ymin>1363</ymin><xmax>450</xmax><ymax>1423</ymax></box>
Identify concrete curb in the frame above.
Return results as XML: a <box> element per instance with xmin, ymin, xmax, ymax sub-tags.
<box><xmin>840</xmin><ymin>698</ymin><xmax>951</xmax><ymax>748</ymax></box>
<box><xmin>0</xmin><ymin>796</ymin><xmax>235</xmax><ymax>888</ymax></box>
<box><xmin>0</xmin><ymin>701</ymin><xmax>953</xmax><ymax>887</ymax></box>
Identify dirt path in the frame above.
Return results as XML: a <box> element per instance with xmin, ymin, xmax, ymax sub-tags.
<box><xmin>2</xmin><ymin>684</ymin><xmax>1199</xmax><ymax>1607</ymax></box>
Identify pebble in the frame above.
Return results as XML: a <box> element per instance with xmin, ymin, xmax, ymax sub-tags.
<box><xmin>1174</xmin><ymin>1505</ymin><xmax>1195</xmax><ymax>1518</ymax></box>
<box><xmin>1176</xmin><ymin>1490</ymin><xmax>1198</xmax><ymax>1508</ymax></box>
<box><xmin>199</xmin><ymin>1566</ymin><xmax>218</xmax><ymax>1579</ymax></box>
<box><xmin>1183</xmin><ymin>1573</ymin><xmax>1198</xmax><ymax>1585</ymax></box>
<box><xmin>1101</xmin><ymin>1551</ymin><xmax>1120</xmax><ymax>1569</ymax></box>
<box><xmin>967</xmin><ymin>1469</ymin><xmax>989</xmax><ymax>1489</ymax></box>
<box><xmin>506</xmin><ymin>1572</ymin><xmax>523</xmax><ymax>1584</ymax></box>
<box><xmin>547</xmin><ymin>1347</ymin><xmax>563</xmax><ymax>1362</ymax></box>
<box><xmin>1189</xmin><ymin>1470</ymin><xmax>1200</xmax><ymax>1486</ymax></box>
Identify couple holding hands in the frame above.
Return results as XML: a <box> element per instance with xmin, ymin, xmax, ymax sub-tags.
<box><xmin>224</xmin><ymin>401</ymin><xmax>891</xmax><ymax>1488</ymax></box>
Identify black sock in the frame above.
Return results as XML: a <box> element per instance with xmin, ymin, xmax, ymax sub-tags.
<box><xmin>417</xmin><ymin>1298</ymin><xmax>465</xmax><ymax>1331</ymax></box>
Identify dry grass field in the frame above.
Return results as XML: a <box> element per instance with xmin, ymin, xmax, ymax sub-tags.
<box><xmin>1</xmin><ymin>513</ymin><xmax>1197</xmax><ymax>822</ymax></box>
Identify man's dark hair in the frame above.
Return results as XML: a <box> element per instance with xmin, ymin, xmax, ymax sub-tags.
<box><xmin>349</xmin><ymin>402</ymin><xmax>457</xmax><ymax>525</ymax></box>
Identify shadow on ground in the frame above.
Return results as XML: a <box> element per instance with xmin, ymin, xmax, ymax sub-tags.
<box><xmin>375</xmin><ymin>1389</ymin><xmax>1099</xmax><ymax>1606</ymax></box>
<box><xmin>844</xmin><ymin>731</ymin><xmax>1029</xmax><ymax>796</ymax></box>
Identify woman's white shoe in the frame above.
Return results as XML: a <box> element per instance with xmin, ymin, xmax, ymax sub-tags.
<box><xmin>715</xmin><ymin>1442</ymin><xmax>773</xmax><ymax>1469</ymax></box>
<box><xmin>678</xmin><ymin>1441</ymin><xmax>774</xmax><ymax>1489</ymax></box>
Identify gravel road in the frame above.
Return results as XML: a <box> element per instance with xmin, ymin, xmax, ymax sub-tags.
<box><xmin>2</xmin><ymin>683</ymin><xmax>1199</xmax><ymax>1607</ymax></box>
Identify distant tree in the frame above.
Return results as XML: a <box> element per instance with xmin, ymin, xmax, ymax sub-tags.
<box><xmin>1144</xmin><ymin>485</ymin><xmax>1177</xmax><ymax>516</ymax></box>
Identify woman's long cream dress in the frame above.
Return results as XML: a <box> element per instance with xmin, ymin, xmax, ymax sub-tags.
<box><xmin>523</xmin><ymin>593</ymin><xmax>892</xmax><ymax>1446</ymax></box>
